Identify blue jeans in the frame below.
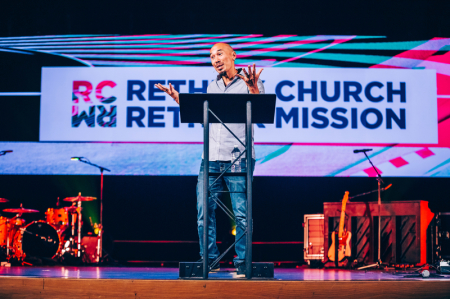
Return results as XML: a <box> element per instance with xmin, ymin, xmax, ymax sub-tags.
<box><xmin>196</xmin><ymin>159</ymin><xmax>254</xmax><ymax>266</ymax></box>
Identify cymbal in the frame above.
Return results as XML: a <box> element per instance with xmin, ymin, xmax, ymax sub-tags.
<box><xmin>3</xmin><ymin>207</ymin><xmax>39</xmax><ymax>213</ymax></box>
<box><xmin>63</xmin><ymin>195</ymin><xmax>97</xmax><ymax>202</ymax></box>
<box><xmin>0</xmin><ymin>198</ymin><xmax>10</xmax><ymax>203</ymax></box>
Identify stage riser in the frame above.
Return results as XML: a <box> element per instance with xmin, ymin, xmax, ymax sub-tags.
<box><xmin>1</xmin><ymin>278</ymin><xmax>449</xmax><ymax>298</ymax></box>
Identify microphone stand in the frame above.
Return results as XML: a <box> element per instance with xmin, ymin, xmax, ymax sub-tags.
<box><xmin>356</xmin><ymin>151</ymin><xmax>386</xmax><ymax>270</ymax></box>
<box><xmin>348</xmin><ymin>184</ymin><xmax>392</xmax><ymax>201</ymax></box>
<box><xmin>0</xmin><ymin>150</ymin><xmax>13</xmax><ymax>156</ymax></box>
<box><xmin>73</xmin><ymin>157</ymin><xmax>110</xmax><ymax>263</ymax></box>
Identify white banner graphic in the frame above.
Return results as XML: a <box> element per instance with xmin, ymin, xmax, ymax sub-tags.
<box><xmin>40</xmin><ymin>67</ymin><xmax>437</xmax><ymax>144</ymax></box>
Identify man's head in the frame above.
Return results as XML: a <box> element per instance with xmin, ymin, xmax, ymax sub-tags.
<box><xmin>210</xmin><ymin>43</ymin><xmax>236</xmax><ymax>75</ymax></box>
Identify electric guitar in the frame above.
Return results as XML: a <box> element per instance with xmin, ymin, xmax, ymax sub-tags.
<box><xmin>327</xmin><ymin>191</ymin><xmax>352</xmax><ymax>262</ymax></box>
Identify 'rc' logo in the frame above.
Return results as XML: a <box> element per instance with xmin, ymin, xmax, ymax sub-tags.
<box><xmin>72</xmin><ymin>80</ymin><xmax>117</xmax><ymax>128</ymax></box>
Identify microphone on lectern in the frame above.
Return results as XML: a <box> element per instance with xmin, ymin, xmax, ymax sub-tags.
<box><xmin>0</xmin><ymin>150</ymin><xmax>13</xmax><ymax>156</ymax></box>
<box><xmin>70</xmin><ymin>157</ymin><xmax>83</xmax><ymax>161</ymax></box>
<box><xmin>353</xmin><ymin>149</ymin><xmax>373</xmax><ymax>154</ymax></box>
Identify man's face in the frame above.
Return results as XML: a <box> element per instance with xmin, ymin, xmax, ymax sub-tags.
<box><xmin>210</xmin><ymin>43</ymin><xmax>236</xmax><ymax>75</ymax></box>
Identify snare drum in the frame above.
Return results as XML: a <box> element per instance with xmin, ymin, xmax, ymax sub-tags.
<box><xmin>13</xmin><ymin>221</ymin><xmax>61</xmax><ymax>260</ymax></box>
<box><xmin>45</xmin><ymin>207</ymin><xmax>69</xmax><ymax>227</ymax></box>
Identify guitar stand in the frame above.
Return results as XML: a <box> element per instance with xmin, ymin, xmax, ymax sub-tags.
<box><xmin>326</xmin><ymin>231</ymin><xmax>350</xmax><ymax>268</ymax></box>
<box><xmin>334</xmin><ymin>232</ymin><xmax>339</xmax><ymax>268</ymax></box>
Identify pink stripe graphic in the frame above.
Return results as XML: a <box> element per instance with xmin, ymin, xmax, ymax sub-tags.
<box><xmin>371</xmin><ymin>38</ymin><xmax>450</xmax><ymax>69</ymax></box>
<box><xmin>271</xmin><ymin>36</ymin><xmax>357</xmax><ymax>67</ymax></box>
<box><xmin>389</xmin><ymin>157</ymin><xmax>409</xmax><ymax>168</ymax></box>
<box><xmin>363</xmin><ymin>166</ymin><xmax>383</xmax><ymax>177</ymax></box>
<box><xmin>86</xmin><ymin>60</ymin><xmax>203</xmax><ymax>65</ymax></box>
<box><xmin>415</xmin><ymin>148</ymin><xmax>435</xmax><ymax>159</ymax></box>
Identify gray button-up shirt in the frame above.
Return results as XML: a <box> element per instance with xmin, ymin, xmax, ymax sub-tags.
<box><xmin>204</xmin><ymin>68</ymin><xmax>265</xmax><ymax>161</ymax></box>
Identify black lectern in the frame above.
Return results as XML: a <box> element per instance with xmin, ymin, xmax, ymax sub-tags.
<box><xmin>178</xmin><ymin>93</ymin><xmax>276</xmax><ymax>280</ymax></box>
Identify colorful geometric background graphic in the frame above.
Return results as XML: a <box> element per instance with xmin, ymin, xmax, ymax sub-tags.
<box><xmin>1</xmin><ymin>34</ymin><xmax>449</xmax><ymax>177</ymax></box>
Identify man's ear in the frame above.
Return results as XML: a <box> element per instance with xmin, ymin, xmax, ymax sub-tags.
<box><xmin>233</xmin><ymin>51</ymin><xmax>236</xmax><ymax>61</ymax></box>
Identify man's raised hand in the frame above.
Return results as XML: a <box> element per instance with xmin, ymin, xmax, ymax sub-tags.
<box><xmin>154</xmin><ymin>83</ymin><xmax>180</xmax><ymax>104</ymax></box>
<box><xmin>236</xmin><ymin>63</ymin><xmax>263</xmax><ymax>94</ymax></box>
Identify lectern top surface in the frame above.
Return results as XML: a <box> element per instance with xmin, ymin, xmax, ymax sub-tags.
<box><xmin>179</xmin><ymin>93</ymin><xmax>276</xmax><ymax>124</ymax></box>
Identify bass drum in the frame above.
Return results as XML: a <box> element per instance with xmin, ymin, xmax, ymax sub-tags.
<box><xmin>14</xmin><ymin>221</ymin><xmax>61</xmax><ymax>259</ymax></box>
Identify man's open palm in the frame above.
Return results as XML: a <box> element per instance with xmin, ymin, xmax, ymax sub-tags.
<box><xmin>154</xmin><ymin>83</ymin><xmax>180</xmax><ymax>104</ymax></box>
<box><xmin>236</xmin><ymin>63</ymin><xmax>263</xmax><ymax>94</ymax></box>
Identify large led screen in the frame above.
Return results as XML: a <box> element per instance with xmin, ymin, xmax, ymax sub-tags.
<box><xmin>1</xmin><ymin>34</ymin><xmax>449</xmax><ymax>177</ymax></box>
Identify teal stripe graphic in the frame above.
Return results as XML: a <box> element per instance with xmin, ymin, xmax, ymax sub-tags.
<box><xmin>426</xmin><ymin>157</ymin><xmax>450</xmax><ymax>174</ymax></box>
<box><xmin>287</xmin><ymin>41</ymin><xmax>426</xmax><ymax>50</ymax></box>
<box><xmin>272</xmin><ymin>62</ymin><xmax>337</xmax><ymax>68</ymax></box>
<box><xmin>300</xmin><ymin>52</ymin><xmax>391</xmax><ymax>64</ymax></box>
<box><xmin>237</xmin><ymin>51</ymin><xmax>390</xmax><ymax>64</ymax></box>
<box><xmin>326</xmin><ymin>147</ymin><xmax>393</xmax><ymax>177</ymax></box>
<box><xmin>259</xmin><ymin>144</ymin><xmax>292</xmax><ymax>164</ymax></box>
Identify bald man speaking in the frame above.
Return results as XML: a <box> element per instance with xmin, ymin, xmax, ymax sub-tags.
<box><xmin>155</xmin><ymin>43</ymin><xmax>264</xmax><ymax>276</ymax></box>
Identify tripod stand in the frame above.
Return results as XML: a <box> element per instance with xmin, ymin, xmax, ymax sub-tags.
<box><xmin>355</xmin><ymin>150</ymin><xmax>387</xmax><ymax>270</ymax></box>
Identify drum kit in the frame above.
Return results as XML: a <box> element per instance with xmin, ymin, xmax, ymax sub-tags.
<box><xmin>0</xmin><ymin>193</ymin><xmax>99</xmax><ymax>264</ymax></box>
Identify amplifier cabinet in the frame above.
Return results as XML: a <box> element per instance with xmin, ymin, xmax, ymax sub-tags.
<box><xmin>323</xmin><ymin>200</ymin><xmax>433</xmax><ymax>265</ymax></box>
<box><xmin>303</xmin><ymin>214</ymin><xmax>324</xmax><ymax>264</ymax></box>
<box><xmin>433</xmin><ymin>212</ymin><xmax>450</xmax><ymax>261</ymax></box>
